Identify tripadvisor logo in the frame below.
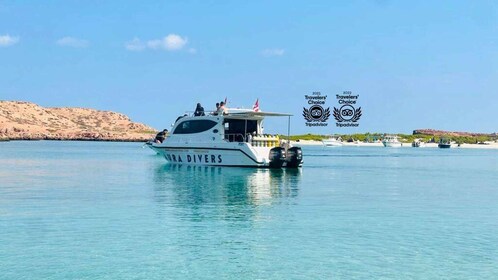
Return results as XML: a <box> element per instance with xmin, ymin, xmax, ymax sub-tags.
<box><xmin>333</xmin><ymin>91</ymin><xmax>362</xmax><ymax>127</ymax></box>
<box><xmin>302</xmin><ymin>92</ymin><xmax>330</xmax><ymax>127</ymax></box>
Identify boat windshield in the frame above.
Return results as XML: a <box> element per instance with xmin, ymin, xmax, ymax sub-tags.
<box><xmin>173</xmin><ymin>119</ymin><xmax>218</xmax><ymax>134</ymax></box>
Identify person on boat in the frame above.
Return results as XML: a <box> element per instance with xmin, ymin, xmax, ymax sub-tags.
<box><xmin>212</xmin><ymin>103</ymin><xmax>220</xmax><ymax>115</ymax></box>
<box><xmin>154</xmin><ymin>129</ymin><xmax>168</xmax><ymax>143</ymax></box>
<box><xmin>194</xmin><ymin>103</ymin><xmax>205</xmax><ymax>116</ymax></box>
<box><xmin>217</xmin><ymin>101</ymin><xmax>227</xmax><ymax>115</ymax></box>
<box><xmin>246</xmin><ymin>132</ymin><xmax>252</xmax><ymax>143</ymax></box>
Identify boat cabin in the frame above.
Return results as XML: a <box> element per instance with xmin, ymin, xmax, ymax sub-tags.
<box><xmin>169</xmin><ymin>109</ymin><xmax>287</xmax><ymax>147</ymax></box>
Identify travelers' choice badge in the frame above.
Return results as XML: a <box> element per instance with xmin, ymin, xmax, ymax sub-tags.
<box><xmin>303</xmin><ymin>92</ymin><xmax>330</xmax><ymax>127</ymax></box>
<box><xmin>334</xmin><ymin>91</ymin><xmax>361</xmax><ymax>127</ymax></box>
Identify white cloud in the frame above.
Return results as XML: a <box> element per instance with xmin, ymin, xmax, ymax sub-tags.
<box><xmin>56</xmin><ymin>37</ymin><xmax>89</xmax><ymax>48</ymax></box>
<box><xmin>261</xmin><ymin>48</ymin><xmax>285</xmax><ymax>57</ymax></box>
<box><xmin>147</xmin><ymin>34</ymin><xmax>188</xmax><ymax>51</ymax></box>
<box><xmin>125</xmin><ymin>38</ymin><xmax>146</xmax><ymax>51</ymax></box>
<box><xmin>0</xmin><ymin>34</ymin><xmax>19</xmax><ymax>47</ymax></box>
<box><xmin>125</xmin><ymin>34</ymin><xmax>190</xmax><ymax>52</ymax></box>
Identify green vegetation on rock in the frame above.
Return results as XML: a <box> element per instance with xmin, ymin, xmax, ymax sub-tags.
<box><xmin>280</xmin><ymin>132</ymin><xmax>497</xmax><ymax>144</ymax></box>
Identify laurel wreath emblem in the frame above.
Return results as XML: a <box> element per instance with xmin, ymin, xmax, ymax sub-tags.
<box><xmin>322</xmin><ymin>107</ymin><xmax>331</xmax><ymax>122</ymax></box>
<box><xmin>351</xmin><ymin>107</ymin><xmax>362</xmax><ymax>122</ymax></box>
<box><xmin>302</xmin><ymin>107</ymin><xmax>314</xmax><ymax>122</ymax></box>
<box><xmin>333</xmin><ymin>107</ymin><xmax>342</xmax><ymax>122</ymax></box>
<box><xmin>334</xmin><ymin>106</ymin><xmax>362</xmax><ymax>122</ymax></box>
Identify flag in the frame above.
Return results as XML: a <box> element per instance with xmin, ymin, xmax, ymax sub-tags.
<box><xmin>253</xmin><ymin>98</ymin><xmax>260</xmax><ymax>112</ymax></box>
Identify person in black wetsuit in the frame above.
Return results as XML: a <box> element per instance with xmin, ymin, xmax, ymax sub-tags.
<box><xmin>194</xmin><ymin>103</ymin><xmax>205</xmax><ymax>116</ymax></box>
<box><xmin>154</xmin><ymin>129</ymin><xmax>168</xmax><ymax>143</ymax></box>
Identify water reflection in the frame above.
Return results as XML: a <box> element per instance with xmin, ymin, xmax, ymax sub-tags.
<box><xmin>151</xmin><ymin>165</ymin><xmax>301</xmax><ymax>221</ymax></box>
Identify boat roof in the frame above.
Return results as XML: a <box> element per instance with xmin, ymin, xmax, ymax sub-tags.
<box><xmin>225</xmin><ymin>109</ymin><xmax>292</xmax><ymax>117</ymax></box>
<box><xmin>179</xmin><ymin>109</ymin><xmax>293</xmax><ymax>122</ymax></box>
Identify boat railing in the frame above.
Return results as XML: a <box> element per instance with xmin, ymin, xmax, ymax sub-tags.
<box><xmin>181</xmin><ymin>110</ymin><xmax>227</xmax><ymax>117</ymax></box>
<box><xmin>223</xmin><ymin>133</ymin><xmax>281</xmax><ymax>147</ymax></box>
<box><xmin>224</xmin><ymin>133</ymin><xmax>246</xmax><ymax>143</ymax></box>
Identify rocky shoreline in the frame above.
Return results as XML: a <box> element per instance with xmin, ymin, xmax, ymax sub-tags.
<box><xmin>0</xmin><ymin>101</ymin><xmax>156</xmax><ymax>142</ymax></box>
<box><xmin>0</xmin><ymin>134</ymin><xmax>152</xmax><ymax>142</ymax></box>
<box><xmin>413</xmin><ymin>129</ymin><xmax>497</xmax><ymax>137</ymax></box>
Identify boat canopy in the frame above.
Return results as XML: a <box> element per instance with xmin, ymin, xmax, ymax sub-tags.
<box><xmin>225</xmin><ymin>110</ymin><xmax>293</xmax><ymax>118</ymax></box>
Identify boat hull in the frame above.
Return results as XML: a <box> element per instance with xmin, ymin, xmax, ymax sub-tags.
<box><xmin>147</xmin><ymin>143</ymin><xmax>301</xmax><ymax>168</ymax></box>
<box><xmin>322</xmin><ymin>141</ymin><xmax>342</xmax><ymax>147</ymax></box>
<box><xmin>382</xmin><ymin>142</ymin><xmax>402</xmax><ymax>147</ymax></box>
<box><xmin>438</xmin><ymin>144</ymin><xmax>451</xmax><ymax>149</ymax></box>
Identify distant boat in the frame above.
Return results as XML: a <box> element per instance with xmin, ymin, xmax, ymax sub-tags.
<box><xmin>438</xmin><ymin>138</ymin><xmax>451</xmax><ymax>149</ymax></box>
<box><xmin>382</xmin><ymin>135</ymin><xmax>402</xmax><ymax>147</ymax></box>
<box><xmin>322</xmin><ymin>136</ymin><xmax>343</xmax><ymax>147</ymax></box>
<box><xmin>412</xmin><ymin>139</ymin><xmax>426</xmax><ymax>147</ymax></box>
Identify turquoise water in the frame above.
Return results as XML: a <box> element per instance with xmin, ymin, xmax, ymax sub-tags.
<box><xmin>1</xmin><ymin>141</ymin><xmax>497</xmax><ymax>279</ymax></box>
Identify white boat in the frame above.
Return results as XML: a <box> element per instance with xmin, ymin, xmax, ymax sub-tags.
<box><xmin>322</xmin><ymin>136</ymin><xmax>343</xmax><ymax>147</ymax></box>
<box><xmin>146</xmin><ymin>108</ymin><xmax>303</xmax><ymax>168</ymax></box>
<box><xmin>412</xmin><ymin>139</ymin><xmax>426</xmax><ymax>147</ymax></box>
<box><xmin>382</xmin><ymin>135</ymin><xmax>402</xmax><ymax>147</ymax></box>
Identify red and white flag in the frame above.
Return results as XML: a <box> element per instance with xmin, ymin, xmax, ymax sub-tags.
<box><xmin>252</xmin><ymin>98</ymin><xmax>260</xmax><ymax>112</ymax></box>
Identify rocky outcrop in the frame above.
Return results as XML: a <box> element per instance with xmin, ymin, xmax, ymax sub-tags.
<box><xmin>0</xmin><ymin>101</ymin><xmax>156</xmax><ymax>142</ymax></box>
<box><xmin>413</xmin><ymin>129</ymin><xmax>496</xmax><ymax>137</ymax></box>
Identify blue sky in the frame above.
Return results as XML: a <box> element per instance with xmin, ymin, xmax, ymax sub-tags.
<box><xmin>1</xmin><ymin>1</ymin><xmax>497</xmax><ymax>134</ymax></box>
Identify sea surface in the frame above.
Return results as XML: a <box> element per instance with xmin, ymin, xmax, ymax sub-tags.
<box><xmin>1</xmin><ymin>141</ymin><xmax>497</xmax><ymax>279</ymax></box>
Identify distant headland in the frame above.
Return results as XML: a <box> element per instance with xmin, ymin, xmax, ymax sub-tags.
<box><xmin>412</xmin><ymin>129</ymin><xmax>497</xmax><ymax>138</ymax></box>
<box><xmin>0</xmin><ymin>101</ymin><xmax>156</xmax><ymax>141</ymax></box>
<box><xmin>283</xmin><ymin>130</ymin><xmax>497</xmax><ymax>144</ymax></box>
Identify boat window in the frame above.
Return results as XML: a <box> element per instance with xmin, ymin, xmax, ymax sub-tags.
<box><xmin>173</xmin><ymin>120</ymin><xmax>218</xmax><ymax>134</ymax></box>
<box><xmin>223</xmin><ymin>119</ymin><xmax>258</xmax><ymax>135</ymax></box>
<box><xmin>222</xmin><ymin>119</ymin><xmax>258</xmax><ymax>142</ymax></box>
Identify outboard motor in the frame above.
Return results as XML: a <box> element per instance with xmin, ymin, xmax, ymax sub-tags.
<box><xmin>285</xmin><ymin>147</ymin><xmax>303</xmax><ymax>168</ymax></box>
<box><xmin>269</xmin><ymin>147</ymin><xmax>286</xmax><ymax>168</ymax></box>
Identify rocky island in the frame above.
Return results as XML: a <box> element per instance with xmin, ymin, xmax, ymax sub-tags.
<box><xmin>0</xmin><ymin>101</ymin><xmax>156</xmax><ymax>142</ymax></box>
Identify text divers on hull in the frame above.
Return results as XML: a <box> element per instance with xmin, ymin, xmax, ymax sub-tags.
<box><xmin>146</xmin><ymin>106</ymin><xmax>303</xmax><ymax>168</ymax></box>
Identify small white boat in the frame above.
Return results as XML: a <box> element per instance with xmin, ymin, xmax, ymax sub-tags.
<box><xmin>382</xmin><ymin>135</ymin><xmax>402</xmax><ymax>147</ymax></box>
<box><xmin>412</xmin><ymin>139</ymin><xmax>426</xmax><ymax>147</ymax></box>
<box><xmin>146</xmin><ymin>108</ymin><xmax>303</xmax><ymax>168</ymax></box>
<box><xmin>322</xmin><ymin>136</ymin><xmax>343</xmax><ymax>147</ymax></box>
